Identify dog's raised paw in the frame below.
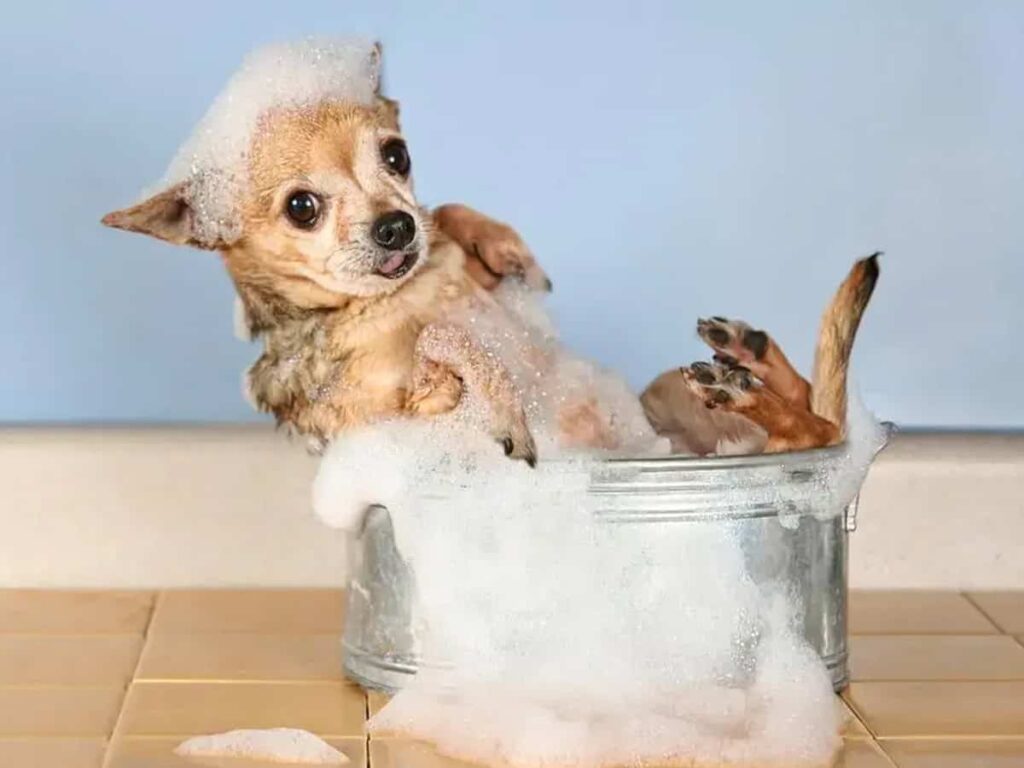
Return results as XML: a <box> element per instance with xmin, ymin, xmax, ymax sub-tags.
<box><xmin>697</xmin><ymin>317</ymin><xmax>770</xmax><ymax>364</ymax></box>
<box><xmin>434</xmin><ymin>204</ymin><xmax>552</xmax><ymax>292</ymax></box>
<box><xmin>473</xmin><ymin>238</ymin><xmax>551</xmax><ymax>293</ymax></box>
<box><xmin>680</xmin><ymin>361</ymin><xmax>761</xmax><ymax>410</ymax></box>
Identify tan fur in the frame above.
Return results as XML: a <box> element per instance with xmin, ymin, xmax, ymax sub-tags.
<box><xmin>811</xmin><ymin>253</ymin><xmax>880</xmax><ymax>431</ymax></box>
<box><xmin>641</xmin><ymin>369</ymin><xmax>767</xmax><ymax>455</ymax></box>
<box><xmin>103</xmin><ymin>100</ymin><xmax>542</xmax><ymax>463</ymax></box>
<box><xmin>749</xmin><ymin>340</ymin><xmax>811</xmax><ymax>410</ymax></box>
<box><xmin>681</xmin><ymin>367</ymin><xmax>839</xmax><ymax>453</ymax></box>
<box><xmin>433</xmin><ymin>204</ymin><xmax>551</xmax><ymax>292</ymax></box>
<box><xmin>696</xmin><ymin>317</ymin><xmax>811</xmax><ymax>410</ymax></box>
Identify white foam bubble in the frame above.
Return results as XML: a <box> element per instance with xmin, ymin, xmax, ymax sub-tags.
<box><xmin>155</xmin><ymin>38</ymin><xmax>381</xmax><ymax>245</ymax></box>
<box><xmin>313</xmin><ymin>411</ymin><xmax>885</xmax><ymax>765</ymax></box>
<box><xmin>450</xmin><ymin>282</ymin><xmax>668</xmax><ymax>457</ymax></box>
<box><xmin>175</xmin><ymin>728</ymin><xmax>348</xmax><ymax>764</ymax></box>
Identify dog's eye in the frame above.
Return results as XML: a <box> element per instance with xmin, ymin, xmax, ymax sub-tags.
<box><xmin>380</xmin><ymin>138</ymin><xmax>411</xmax><ymax>177</ymax></box>
<box><xmin>285</xmin><ymin>191</ymin><xmax>321</xmax><ymax>228</ymax></box>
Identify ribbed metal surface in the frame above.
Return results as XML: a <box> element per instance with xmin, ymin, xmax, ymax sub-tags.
<box><xmin>343</xmin><ymin>439</ymin><xmax>883</xmax><ymax>694</ymax></box>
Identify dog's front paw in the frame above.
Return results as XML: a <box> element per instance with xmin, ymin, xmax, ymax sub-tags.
<box><xmin>497</xmin><ymin>427</ymin><xmax>538</xmax><ymax>468</ymax></box>
<box><xmin>494</xmin><ymin>409</ymin><xmax>537</xmax><ymax>468</ymax></box>
<box><xmin>434</xmin><ymin>204</ymin><xmax>551</xmax><ymax>292</ymax></box>
<box><xmin>696</xmin><ymin>317</ymin><xmax>769</xmax><ymax>366</ymax></box>
<box><xmin>407</xmin><ymin>360</ymin><xmax>463</xmax><ymax>416</ymax></box>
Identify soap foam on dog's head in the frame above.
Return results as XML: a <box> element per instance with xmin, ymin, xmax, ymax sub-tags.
<box><xmin>156</xmin><ymin>38</ymin><xmax>381</xmax><ymax>246</ymax></box>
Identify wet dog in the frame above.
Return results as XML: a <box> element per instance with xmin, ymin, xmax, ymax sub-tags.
<box><xmin>103</xmin><ymin>43</ymin><xmax>550</xmax><ymax>463</ymax></box>
<box><xmin>101</xmin><ymin>41</ymin><xmax>659</xmax><ymax>464</ymax></box>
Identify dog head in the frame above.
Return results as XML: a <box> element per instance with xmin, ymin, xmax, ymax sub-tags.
<box><xmin>103</xmin><ymin>96</ymin><xmax>426</xmax><ymax>309</ymax></box>
<box><xmin>102</xmin><ymin>40</ymin><xmax>429</xmax><ymax>324</ymax></box>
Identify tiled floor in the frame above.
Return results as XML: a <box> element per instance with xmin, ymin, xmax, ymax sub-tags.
<box><xmin>0</xmin><ymin>590</ymin><xmax>1022</xmax><ymax>767</ymax></box>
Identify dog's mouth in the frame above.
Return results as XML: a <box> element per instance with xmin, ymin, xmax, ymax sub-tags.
<box><xmin>375</xmin><ymin>250</ymin><xmax>420</xmax><ymax>280</ymax></box>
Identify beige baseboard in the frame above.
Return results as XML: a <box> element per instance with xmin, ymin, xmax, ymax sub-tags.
<box><xmin>0</xmin><ymin>427</ymin><xmax>1020</xmax><ymax>589</ymax></box>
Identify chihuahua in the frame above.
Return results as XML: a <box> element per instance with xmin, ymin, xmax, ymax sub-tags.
<box><xmin>104</xmin><ymin>78</ymin><xmax>555</xmax><ymax>463</ymax></box>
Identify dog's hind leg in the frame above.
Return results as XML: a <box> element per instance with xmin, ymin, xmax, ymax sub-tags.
<box><xmin>411</xmin><ymin>323</ymin><xmax>537</xmax><ymax>466</ymax></box>
<box><xmin>640</xmin><ymin>368</ymin><xmax>767</xmax><ymax>455</ymax></box>
<box><xmin>680</xmin><ymin>362</ymin><xmax>838</xmax><ymax>453</ymax></box>
<box><xmin>696</xmin><ymin>317</ymin><xmax>812</xmax><ymax>411</ymax></box>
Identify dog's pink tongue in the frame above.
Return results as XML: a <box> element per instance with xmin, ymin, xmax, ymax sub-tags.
<box><xmin>380</xmin><ymin>253</ymin><xmax>405</xmax><ymax>275</ymax></box>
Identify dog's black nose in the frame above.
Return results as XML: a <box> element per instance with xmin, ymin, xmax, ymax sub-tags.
<box><xmin>371</xmin><ymin>211</ymin><xmax>416</xmax><ymax>251</ymax></box>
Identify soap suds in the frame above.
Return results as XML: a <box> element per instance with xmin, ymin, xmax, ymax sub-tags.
<box><xmin>155</xmin><ymin>38</ymin><xmax>381</xmax><ymax>246</ymax></box>
<box><xmin>449</xmin><ymin>282</ymin><xmax>669</xmax><ymax>457</ymax></box>
<box><xmin>315</xmin><ymin>394</ymin><xmax>883</xmax><ymax>767</ymax></box>
<box><xmin>175</xmin><ymin>728</ymin><xmax>348</xmax><ymax>764</ymax></box>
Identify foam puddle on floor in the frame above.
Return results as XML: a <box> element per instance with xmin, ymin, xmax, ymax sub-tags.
<box><xmin>175</xmin><ymin>728</ymin><xmax>348</xmax><ymax>765</ymax></box>
<box><xmin>315</xmin><ymin>401</ymin><xmax>883</xmax><ymax>768</ymax></box>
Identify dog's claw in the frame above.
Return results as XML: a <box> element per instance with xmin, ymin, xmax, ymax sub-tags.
<box><xmin>498</xmin><ymin>434</ymin><xmax>538</xmax><ymax>468</ymax></box>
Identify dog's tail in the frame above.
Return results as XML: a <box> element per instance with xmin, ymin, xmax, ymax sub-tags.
<box><xmin>810</xmin><ymin>253</ymin><xmax>881</xmax><ymax>431</ymax></box>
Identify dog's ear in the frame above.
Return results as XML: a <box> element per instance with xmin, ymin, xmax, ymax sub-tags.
<box><xmin>370</xmin><ymin>41</ymin><xmax>401</xmax><ymax>130</ymax></box>
<box><xmin>372</xmin><ymin>40</ymin><xmax>383</xmax><ymax>75</ymax></box>
<box><xmin>101</xmin><ymin>183</ymin><xmax>217</xmax><ymax>250</ymax></box>
<box><xmin>375</xmin><ymin>95</ymin><xmax>401</xmax><ymax>130</ymax></box>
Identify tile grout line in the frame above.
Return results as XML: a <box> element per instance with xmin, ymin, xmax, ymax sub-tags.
<box><xmin>867</xmin><ymin>736</ymin><xmax>899</xmax><ymax>768</ymax></box>
<box><xmin>961</xmin><ymin>591</ymin><xmax>1008</xmax><ymax>633</ymax></box>
<box><xmin>100</xmin><ymin>591</ymin><xmax>162</xmax><ymax>768</ymax></box>
<box><xmin>363</xmin><ymin>687</ymin><xmax>372</xmax><ymax>768</ymax></box>
<box><xmin>840</xmin><ymin>691</ymin><xmax>879</xmax><ymax>741</ymax></box>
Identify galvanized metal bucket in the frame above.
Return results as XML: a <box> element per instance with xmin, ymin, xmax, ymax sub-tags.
<box><xmin>342</xmin><ymin>432</ymin><xmax>891</xmax><ymax>693</ymax></box>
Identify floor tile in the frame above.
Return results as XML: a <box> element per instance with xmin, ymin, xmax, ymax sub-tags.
<box><xmin>849</xmin><ymin>591</ymin><xmax>997</xmax><ymax>635</ymax></box>
<box><xmin>834</xmin><ymin>740</ymin><xmax>897</xmax><ymax>768</ymax></box>
<box><xmin>136</xmin><ymin>633</ymin><xmax>344</xmax><ymax>682</ymax></box>
<box><xmin>0</xmin><ymin>590</ymin><xmax>153</xmax><ymax>634</ymax></box>
<box><xmin>845</xmin><ymin>681</ymin><xmax>1024</xmax><ymax>737</ymax></box>
<box><xmin>880</xmin><ymin>738</ymin><xmax>1024</xmax><ymax>767</ymax></box>
<box><xmin>838</xmin><ymin>696</ymin><xmax>871</xmax><ymax>738</ymax></box>
<box><xmin>0</xmin><ymin>687</ymin><xmax>123</xmax><ymax>736</ymax></box>
<box><xmin>118</xmin><ymin>682</ymin><xmax>366</xmax><ymax>738</ymax></box>
<box><xmin>106</xmin><ymin>735</ymin><xmax>366</xmax><ymax>768</ymax></box>
<box><xmin>849</xmin><ymin>634</ymin><xmax>1024</xmax><ymax>681</ymax></box>
<box><xmin>0</xmin><ymin>737</ymin><xmax>106</xmax><ymax>768</ymax></box>
<box><xmin>0</xmin><ymin>634</ymin><xmax>143</xmax><ymax>686</ymax></box>
<box><xmin>370</xmin><ymin>738</ymin><xmax>495</xmax><ymax>768</ymax></box>
<box><xmin>967</xmin><ymin>592</ymin><xmax>1024</xmax><ymax>634</ymax></box>
<box><xmin>149</xmin><ymin>590</ymin><xmax>345</xmax><ymax>635</ymax></box>
<box><xmin>368</xmin><ymin>690</ymin><xmax>392</xmax><ymax>718</ymax></box>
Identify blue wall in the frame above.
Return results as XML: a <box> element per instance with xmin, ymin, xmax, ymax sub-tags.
<box><xmin>2</xmin><ymin>1</ymin><xmax>1021</xmax><ymax>427</ymax></box>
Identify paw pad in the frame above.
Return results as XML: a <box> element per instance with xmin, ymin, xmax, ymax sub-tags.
<box><xmin>697</xmin><ymin>317</ymin><xmax>770</xmax><ymax>362</ymax></box>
